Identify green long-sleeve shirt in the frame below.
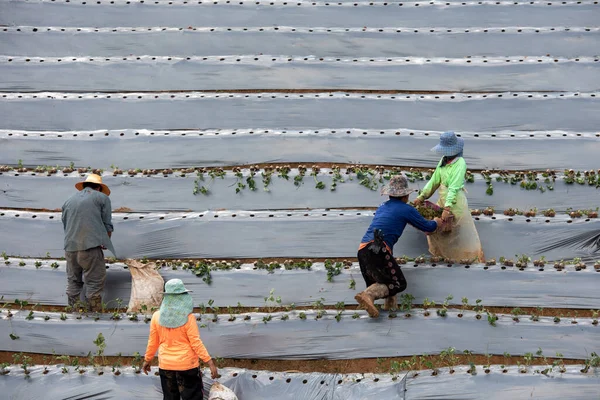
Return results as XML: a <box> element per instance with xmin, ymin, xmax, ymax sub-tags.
<box><xmin>417</xmin><ymin>157</ymin><xmax>467</xmax><ymax>209</ymax></box>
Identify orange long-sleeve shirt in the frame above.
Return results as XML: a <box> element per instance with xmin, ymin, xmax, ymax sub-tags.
<box><xmin>144</xmin><ymin>312</ymin><xmax>211</xmax><ymax>370</ymax></box>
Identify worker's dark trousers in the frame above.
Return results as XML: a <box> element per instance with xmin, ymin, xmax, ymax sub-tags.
<box><xmin>159</xmin><ymin>367</ymin><xmax>204</xmax><ymax>400</ymax></box>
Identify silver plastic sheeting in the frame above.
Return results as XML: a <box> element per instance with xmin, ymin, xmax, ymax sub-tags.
<box><xmin>2</xmin><ymin>260</ymin><xmax>600</xmax><ymax>308</ymax></box>
<box><xmin>1</xmin><ymin>210</ymin><xmax>599</xmax><ymax>260</ymax></box>
<box><xmin>1</xmin><ymin>1</ymin><xmax>598</xmax><ymax>29</ymax></box>
<box><xmin>2</xmin><ymin>129</ymin><xmax>600</xmax><ymax>171</ymax></box>
<box><xmin>0</xmin><ymin>309</ymin><xmax>597</xmax><ymax>359</ymax></box>
<box><xmin>4</xmin><ymin>56</ymin><xmax>600</xmax><ymax>92</ymax></box>
<box><xmin>1</xmin><ymin>171</ymin><xmax>599</xmax><ymax>212</ymax></box>
<box><xmin>1</xmin><ymin>92</ymin><xmax>599</xmax><ymax>132</ymax></box>
<box><xmin>0</xmin><ymin>367</ymin><xmax>407</xmax><ymax>400</ymax></box>
<box><xmin>405</xmin><ymin>365</ymin><xmax>600</xmax><ymax>400</ymax></box>
<box><xmin>2</xmin><ymin>27</ymin><xmax>598</xmax><ymax>58</ymax></box>
<box><xmin>0</xmin><ymin>366</ymin><xmax>597</xmax><ymax>400</ymax></box>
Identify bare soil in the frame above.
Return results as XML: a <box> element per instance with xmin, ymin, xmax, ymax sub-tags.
<box><xmin>0</xmin><ymin>351</ymin><xmax>585</xmax><ymax>374</ymax></box>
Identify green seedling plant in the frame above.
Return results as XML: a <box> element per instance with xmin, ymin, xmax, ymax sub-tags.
<box><xmin>436</xmin><ymin>295</ymin><xmax>453</xmax><ymax>317</ymax></box>
<box><xmin>458</xmin><ymin>297</ymin><xmax>469</xmax><ymax>318</ymax></box>
<box><xmin>422</xmin><ymin>298</ymin><xmax>436</xmax><ymax>316</ymax></box>
<box><xmin>535</xmin><ymin>348</ymin><xmax>551</xmax><ymax>375</ymax></box>
<box><xmin>522</xmin><ymin>352</ymin><xmax>534</xmax><ymax>373</ymax></box>
<box><xmin>324</xmin><ymin>259</ymin><xmax>343</xmax><ymax>282</ymax></box>
<box><xmin>473</xmin><ymin>299</ymin><xmax>484</xmax><ymax>319</ymax></box>
<box><xmin>9</xmin><ymin>333</ymin><xmax>19</xmax><ymax>340</ymax></box>
<box><xmin>484</xmin><ymin>353</ymin><xmax>493</xmax><ymax>373</ymax></box>
<box><xmin>592</xmin><ymin>310</ymin><xmax>599</xmax><ymax>325</ymax></box>
<box><xmin>112</xmin><ymin>355</ymin><xmax>122</xmax><ymax>376</ymax></box>
<box><xmin>530</xmin><ymin>307</ymin><xmax>542</xmax><ymax>322</ymax></box>
<box><xmin>349</xmin><ymin>278</ymin><xmax>356</xmax><ymax>290</ymax></box>
<box><xmin>581</xmin><ymin>352</ymin><xmax>600</xmax><ymax>374</ymax></box>
<box><xmin>264</xmin><ymin>289</ymin><xmax>282</xmax><ymax>313</ymax></box>
<box><xmin>400</xmin><ymin>293</ymin><xmax>415</xmax><ymax>317</ymax></box>
<box><xmin>487</xmin><ymin>311</ymin><xmax>498</xmax><ymax>326</ymax></box>
<box><xmin>334</xmin><ymin>301</ymin><xmax>345</xmax><ymax>322</ymax></box>
<box><xmin>133</xmin><ymin>352</ymin><xmax>144</xmax><ymax>374</ymax></box>
<box><xmin>463</xmin><ymin>350</ymin><xmax>477</xmax><ymax>375</ymax></box>
<box><xmin>352</xmin><ymin>312</ymin><xmax>360</xmax><ymax>319</ymax></box>
<box><xmin>553</xmin><ymin>352</ymin><xmax>567</xmax><ymax>373</ymax></box>
<box><xmin>313</xmin><ymin>298</ymin><xmax>327</xmax><ymax>320</ymax></box>
<box><xmin>440</xmin><ymin>347</ymin><xmax>459</xmax><ymax>374</ymax></box>
<box><xmin>298</xmin><ymin>312</ymin><xmax>307</xmax><ymax>320</ymax></box>
<box><xmin>93</xmin><ymin>333</ymin><xmax>107</xmax><ymax>366</ymax></box>
<box><xmin>0</xmin><ymin>362</ymin><xmax>10</xmax><ymax>375</ymax></box>
<box><xmin>193</xmin><ymin>261</ymin><xmax>212</xmax><ymax>285</ymax></box>
<box><xmin>511</xmin><ymin>307</ymin><xmax>524</xmax><ymax>322</ymax></box>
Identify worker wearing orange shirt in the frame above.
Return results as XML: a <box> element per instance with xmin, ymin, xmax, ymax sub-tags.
<box><xmin>143</xmin><ymin>279</ymin><xmax>218</xmax><ymax>400</ymax></box>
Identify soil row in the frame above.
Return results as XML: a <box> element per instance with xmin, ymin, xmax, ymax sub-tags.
<box><xmin>0</xmin><ymin>351</ymin><xmax>588</xmax><ymax>375</ymax></box>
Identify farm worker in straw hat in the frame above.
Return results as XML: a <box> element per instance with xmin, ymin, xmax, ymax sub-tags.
<box><xmin>414</xmin><ymin>131</ymin><xmax>485</xmax><ymax>262</ymax></box>
<box><xmin>143</xmin><ymin>279</ymin><xmax>219</xmax><ymax>400</ymax></box>
<box><xmin>355</xmin><ymin>175</ymin><xmax>443</xmax><ymax>318</ymax></box>
<box><xmin>62</xmin><ymin>173</ymin><xmax>115</xmax><ymax>312</ymax></box>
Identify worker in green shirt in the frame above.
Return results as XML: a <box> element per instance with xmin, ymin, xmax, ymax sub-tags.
<box><xmin>414</xmin><ymin>132</ymin><xmax>485</xmax><ymax>263</ymax></box>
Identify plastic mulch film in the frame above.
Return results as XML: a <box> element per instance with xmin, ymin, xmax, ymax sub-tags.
<box><xmin>3</xmin><ymin>56</ymin><xmax>599</xmax><ymax>92</ymax></box>
<box><xmin>404</xmin><ymin>365</ymin><xmax>600</xmax><ymax>400</ymax></box>
<box><xmin>0</xmin><ymin>366</ymin><xmax>597</xmax><ymax>400</ymax></box>
<box><xmin>1</xmin><ymin>129</ymin><xmax>600</xmax><ymax>171</ymax></box>
<box><xmin>2</xmin><ymin>27</ymin><xmax>599</xmax><ymax>59</ymax></box>
<box><xmin>1</xmin><ymin>210</ymin><xmax>600</xmax><ymax>260</ymax></box>
<box><xmin>1</xmin><ymin>0</ymin><xmax>597</xmax><ymax>28</ymax></box>
<box><xmin>1</xmin><ymin>92</ymin><xmax>599</xmax><ymax>133</ymax></box>
<box><xmin>0</xmin><ymin>367</ymin><xmax>407</xmax><ymax>400</ymax></box>
<box><xmin>0</xmin><ymin>309</ymin><xmax>597</xmax><ymax>359</ymax></box>
<box><xmin>2</xmin><ymin>259</ymin><xmax>600</xmax><ymax>309</ymax></box>
<box><xmin>0</xmin><ymin>366</ymin><xmax>598</xmax><ymax>400</ymax></box>
<box><xmin>2</xmin><ymin>171</ymin><xmax>600</xmax><ymax>212</ymax></box>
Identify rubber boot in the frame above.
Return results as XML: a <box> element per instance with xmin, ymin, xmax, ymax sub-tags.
<box><xmin>67</xmin><ymin>295</ymin><xmax>80</xmax><ymax>310</ymax></box>
<box><xmin>87</xmin><ymin>295</ymin><xmax>103</xmax><ymax>313</ymax></box>
<box><xmin>355</xmin><ymin>283</ymin><xmax>390</xmax><ymax>318</ymax></box>
<box><xmin>383</xmin><ymin>295</ymin><xmax>398</xmax><ymax>311</ymax></box>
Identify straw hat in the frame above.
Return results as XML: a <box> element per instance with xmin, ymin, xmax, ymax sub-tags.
<box><xmin>75</xmin><ymin>174</ymin><xmax>111</xmax><ymax>196</ymax></box>
<box><xmin>431</xmin><ymin>131</ymin><xmax>464</xmax><ymax>157</ymax></box>
<box><xmin>159</xmin><ymin>279</ymin><xmax>194</xmax><ymax>328</ymax></box>
<box><xmin>381</xmin><ymin>175</ymin><xmax>418</xmax><ymax>197</ymax></box>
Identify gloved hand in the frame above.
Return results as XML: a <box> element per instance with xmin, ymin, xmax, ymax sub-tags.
<box><xmin>413</xmin><ymin>198</ymin><xmax>424</xmax><ymax>207</ymax></box>
<box><xmin>442</xmin><ymin>207</ymin><xmax>453</xmax><ymax>221</ymax></box>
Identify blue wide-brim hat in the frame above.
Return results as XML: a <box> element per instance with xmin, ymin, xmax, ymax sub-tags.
<box><xmin>431</xmin><ymin>131</ymin><xmax>464</xmax><ymax>157</ymax></box>
<box><xmin>159</xmin><ymin>279</ymin><xmax>194</xmax><ymax>328</ymax></box>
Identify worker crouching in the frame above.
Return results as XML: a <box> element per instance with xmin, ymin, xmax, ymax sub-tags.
<box><xmin>355</xmin><ymin>175</ymin><xmax>442</xmax><ymax>318</ymax></box>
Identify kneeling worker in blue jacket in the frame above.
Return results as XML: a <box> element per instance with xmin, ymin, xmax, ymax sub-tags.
<box><xmin>356</xmin><ymin>175</ymin><xmax>442</xmax><ymax>318</ymax></box>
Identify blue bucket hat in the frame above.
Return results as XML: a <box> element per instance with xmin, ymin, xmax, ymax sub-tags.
<box><xmin>159</xmin><ymin>279</ymin><xmax>194</xmax><ymax>328</ymax></box>
<box><xmin>431</xmin><ymin>131</ymin><xmax>464</xmax><ymax>157</ymax></box>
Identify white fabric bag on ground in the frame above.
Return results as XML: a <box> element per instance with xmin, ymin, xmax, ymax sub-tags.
<box><xmin>209</xmin><ymin>382</ymin><xmax>239</xmax><ymax>400</ymax></box>
<box><xmin>125</xmin><ymin>259</ymin><xmax>164</xmax><ymax>313</ymax></box>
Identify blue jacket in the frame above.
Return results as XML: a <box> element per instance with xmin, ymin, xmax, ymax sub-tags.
<box><xmin>361</xmin><ymin>198</ymin><xmax>437</xmax><ymax>251</ymax></box>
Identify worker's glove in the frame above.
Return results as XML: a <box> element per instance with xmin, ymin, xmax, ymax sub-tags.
<box><xmin>142</xmin><ymin>361</ymin><xmax>152</xmax><ymax>375</ymax></box>
<box><xmin>413</xmin><ymin>198</ymin><xmax>424</xmax><ymax>207</ymax></box>
<box><xmin>441</xmin><ymin>207</ymin><xmax>453</xmax><ymax>221</ymax></box>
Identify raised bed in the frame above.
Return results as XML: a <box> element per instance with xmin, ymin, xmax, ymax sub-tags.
<box><xmin>1</xmin><ymin>0</ymin><xmax>597</xmax><ymax>29</ymax></box>
<box><xmin>1</xmin><ymin>92</ymin><xmax>599</xmax><ymax>133</ymax></box>
<box><xmin>2</xmin><ymin>259</ymin><xmax>600</xmax><ymax>308</ymax></box>
<box><xmin>2</xmin><ymin>26</ymin><xmax>599</xmax><ymax>59</ymax></box>
<box><xmin>1</xmin><ymin>209</ymin><xmax>599</xmax><ymax>260</ymax></box>
<box><xmin>4</xmin><ymin>56</ymin><xmax>600</xmax><ymax>92</ymax></box>
<box><xmin>0</xmin><ymin>366</ymin><xmax>597</xmax><ymax>400</ymax></box>
<box><xmin>0</xmin><ymin>309</ymin><xmax>597</xmax><ymax>359</ymax></box>
<box><xmin>1</xmin><ymin>169</ymin><xmax>599</xmax><ymax>212</ymax></box>
<box><xmin>0</xmin><ymin>366</ymin><xmax>406</xmax><ymax>400</ymax></box>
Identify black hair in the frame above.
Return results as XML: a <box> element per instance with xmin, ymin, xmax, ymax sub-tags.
<box><xmin>83</xmin><ymin>182</ymin><xmax>102</xmax><ymax>191</ymax></box>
